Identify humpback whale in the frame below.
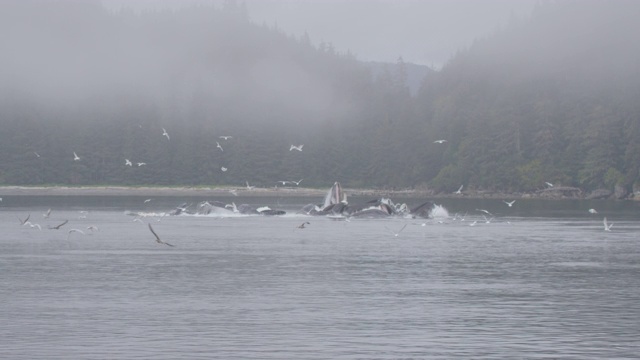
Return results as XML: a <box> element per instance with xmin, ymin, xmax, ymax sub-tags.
<box><xmin>300</xmin><ymin>182</ymin><xmax>435</xmax><ymax>219</ymax></box>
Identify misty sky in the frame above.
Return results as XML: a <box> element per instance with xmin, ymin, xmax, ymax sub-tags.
<box><xmin>103</xmin><ymin>0</ymin><xmax>536</xmax><ymax>67</ymax></box>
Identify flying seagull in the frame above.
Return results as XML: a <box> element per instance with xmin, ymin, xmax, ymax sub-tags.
<box><xmin>603</xmin><ymin>217</ymin><xmax>613</xmax><ymax>231</ymax></box>
<box><xmin>137</xmin><ymin>162</ymin><xmax>146</xmax><ymax>166</ymax></box>
<box><xmin>454</xmin><ymin>185</ymin><xmax>463</xmax><ymax>194</ymax></box>
<box><xmin>73</xmin><ymin>152</ymin><xmax>80</xmax><ymax>161</ymax></box>
<box><xmin>162</xmin><ymin>127</ymin><xmax>170</xmax><ymax>140</ymax></box>
<box><xmin>43</xmin><ymin>208</ymin><xmax>51</xmax><ymax>218</ymax></box>
<box><xmin>144</xmin><ymin>199</ymin><xmax>152</xmax><ymax>203</ymax></box>
<box><xmin>290</xmin><ymin>144</ymin><xmax>304</xmax><ymax>151</ymax></box>
<box><xmin>50</xmin><ymin>219</ymin><xmax>68</xmax><ymax>230</ymax></box>
<box><xmin>545</xmin><ymin>182</ymin><xmax>554</xmax><ymax>187</ymax></box>
<box><xmin>25</xmin><ymin>221</ymin><xmax>42</xmax><ymax>230</ymax></box>
<box><xmin>33</xmin><ymin>151</ymin><xmax>40</xmax><ymax>158</ymax></box>
<box><xmin>297</xmin><ymin>221</ymin><xmax>310</xmax><ymax>229</ymax></box>
<box><xmin>386</xmin><ymin>224</ymin><xmax>408</xmax><ymax>237</ymax></box>
<box><xmin>245</xmin><ymin>181</ymin><xmax>255</xmax><ymax>190</ymax></box>
<box><xmin>221</xmin><ymin>166</ymin><xmax>228</xmax><ymax>172</ymax></box>
<box><xmin>476</xmin><ymin>209</ymin><xmax>493</xmax><ymax>216</ymax></box>
<box><xmin>18</xmin><ymin>214</ymin><xmax>31</xmax><ymax>225</ymax></box>
<box><xmin>503</xmin><ymin>200</ymin><xmax>516</xmax><ymax>207</ymax></box>
<box><xmin>588</xmin><ymin>208</ymin><xmax>598</xmax><ymax>214</ymax></box>
<box><xmin>433</xmin><ymin>139</ymin><xmax>447</xmax><ymax>144</ymax></box>
<box><xmin>216</xmin><ymin>141</ymin><xmax>224</xmax><ymax>152</ymax></box>
<box><xmin>148</xmin><ymin>223</ymin><xmax>175</xmax><ymax>247</ymax></box>
<box><xmin>219</xmin><ymin>136</ymin><xmax>233</xmax><ymax>140</ymax></box>
<box><xmin>67</xmin><ymin>228</ymin><xmax>86</xmax><ymax>240</ymax></box>
<box><xmin>125</xmin><ymin>159</ymin><xmax>132</xmax><ymax>166</ymax></box>
<box><xmin>290</xmin><ymin>179</ymin><xmax>303</xmax><ymax>186</ymax></box>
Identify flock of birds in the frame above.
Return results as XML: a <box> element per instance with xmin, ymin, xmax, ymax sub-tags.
<box><xmin>63</xmin><ymin>126</ymin><xmax>307</xmax><ymax>189</ymax></box>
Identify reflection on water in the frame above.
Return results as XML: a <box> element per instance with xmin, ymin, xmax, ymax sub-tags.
<box><xmin>1</xmin><ymin>196</ymin><xmax>639</xmax><ymax>359</ymax></box>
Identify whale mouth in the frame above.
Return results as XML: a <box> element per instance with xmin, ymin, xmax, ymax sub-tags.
<box><xmin>322</xmin><ymin>182</ymin><xmax>346</xmax><ymax>210</ymax></box>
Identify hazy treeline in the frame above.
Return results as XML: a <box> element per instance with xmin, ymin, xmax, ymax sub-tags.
<box><xmin>1</xmin><ymin>0</ymin><xmax>639</xmax><ymax>195</ymax></box>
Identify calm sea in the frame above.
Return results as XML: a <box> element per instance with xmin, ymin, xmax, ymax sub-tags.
<box><xmin>1</xmin><ymin>195</ymin><xmax>639</xmax><ymax>359</ymax></box>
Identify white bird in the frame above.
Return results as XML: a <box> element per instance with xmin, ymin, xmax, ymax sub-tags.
<box><xmin>588</xmin><ymin>208</ymin><xmax>598</xmax><ymax>214</ymax></box>
<box><xmin>148</xmin><ymin>223</ymin><xmax>175</xmax><ymax>247</ymax></box>
<box><xmin>278</xmin><ymin>180</ymin><xmax>291</xmax><ymax>185</ymax></box>
<box><xmin>454</xmin><ymin>185</ymin><xmax>463</xmax><ymax>194</ymax></box>
<box><xmin>67</xmin><ymin>228</ymin><xmax>86</xmax><ymax>240</ymax></box>
<box><xmin>125</xmin><ymin>159</ymin><xmax>132</xmax><ymax>166</ymax></box>
<box><xmin>290</xmin><ymin>144</ymin><xmax>304</xmax><ymax>151</ymax></box>
<box><xmin>73</xmin><ymin>152</ymin><xmax>80</xmax><ymax>161</ymax></box>
<box><xmin>246</xmin><ymin>181</ymin><xmax>255</xmax><ymax>190</ymax></box>
<box><xmin>476</xmin><ymin>209</ymin><xmax>493</xmax><ymax>215</ymax></box>
<box><xmin>229</xmin><ymin>189</ymin><xmax>238</xmax><ymax>196</ymax></box>
<box><xmin>545</xmin><ymin>182</ymin><xmax>554</xmax><ymax>187</ymax></box>
<box><xmin>434</xmin><ymin>139</ymin><xmax>447</xmax><ymax>144</ymax></box>
<box><xmin>290</xmin><ymin>179</ymin><xmax>303</xmax><ymax>186</ymax></box>
<box><xmin>386</xmin><ymin>224</ymin><xmax>408</xmax><ymax>237</ymax></box>
<box><xmin>216</xmin><ymin>142</ymin><xmax>223</xmax><ymax>152</ymax></box>
<box><xmin>221</xmin><ymin>166</ymin><xmax>228</xmax><ymax>172</ymax></box>
<box><xmin>33</xmin><ymin>151</ymin><xmax>40</xmax><ymax>158</ymax></box>
<box><xmin>144</xmin><ymin>199</ymin><xmax>152</xmax><ymax>203</ymax></box>
<box><xmin>469</xmin><ymin>220</ymin><xmax>478</xmax><ymax>226</ymax></box>
<box><xmin>219</xmin><ymin>136</ymin><xmax>233</xmax><ymax>140</ymax></box>
<box><xmin>24</xmin><ymin>221</ymin><xmax>42</xmax><ymax>230</ymax></box>
<box><xmin>137</xmin><ymin>162</ymin><xmax>147</xmax><ymax>166</ymax></box>
<box><xmin>87</xmin><ymin>225</ymin><xmax>99</xmax><ymax>232</ymax></box>
<box><xmin>297</xmin><ymin>221</ymin><xmax>310</xmax><ymax>229</ymax></box>
<box><xmin>43</xmin><ymin>208</ymin><xmax>51</xmax><ymax>218</ymax></box>
<box><xmin>162</xmin><ymin>127</ymin><xmax>170</xmax><ymax>140</ymax></box>
<box><xmin>503</xmin><ymin>200</ymin><xmax>516</xmax><ymax>207</ymax></box>
<box><xmin>603</xmin><ymin>217</ymin><xmax>613</xmax><ymax>231</ymax></box>
<box><xmin>133</xmin><ymin>218</ymin><xmax>144</xmax><ymax>224</ymax></box>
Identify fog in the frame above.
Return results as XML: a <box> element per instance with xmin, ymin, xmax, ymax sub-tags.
<box><xmin>104</xmin><ymin>0</ymin><xmax>536</xmax><ymax>67</ymax></box>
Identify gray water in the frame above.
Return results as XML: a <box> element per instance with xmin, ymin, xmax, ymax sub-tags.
<box><xmin>1</xmin><ymin>195</ymin><xmax>640</xmax><ymax>359</ymax></box>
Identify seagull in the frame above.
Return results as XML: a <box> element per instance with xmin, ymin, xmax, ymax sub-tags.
<box><xmin>24</xmin><ymin>221</ymin><xmax>42</xmax><ymax>230</ymax></box>
<box><xmin>73</xmin><ymin>152</ymin><xmax>80</xmax><ymax>161</ymax></box>
<box><xmin>221</xmin><ymin>166</ymin><xmax>228</xmax><ymax>172</ymax></box>
<box><xmin>216</xmin><ymin>141</ymin><xmax>223</xmax><ymax>152</ymax></box>
<box><xmin>386</xmin><ymin>224</ymin><xmax>408</xmax><ymax>237</ymax></box>
<box><xmin>588</xmin><ymin>208</ymin><xmax>598</xmax><ymax>214</ymax></box>
<box><xmin>290</xmin><ymin>144</ymin><xmax>303</xmax><ymax>151</ymax></box>
<box><xmin>133</xmin><ymin>218</ymin><xmax>144</xmax><ymax>224</ymax></box>
<box><xmin>433</xmin><ymin>139</ymin><xmax>447</xmax><ymax>144</ymax></box>
<box><xmin>278</xmin><ymin>180</ymin><xmax>291</xmax><ymax>185</ymax></box>
<box><xmin>125</xmin><ymin>159</ymin><xmax>133</xmax><ymax>166</ymax></box>
<box><xmin>219</xmin><ymin>136</ymin><xmax>233</xmax><ymax>140</ymax></box>
<box><xmin>50</xmin><ymin>219</ymin><xmax>68</xmax><ymax>230</ymax></box>
<box><xmin>290</xmin><ymin>179</ymin><xmax>303</xmax><ymax>186</ymax></box>
<box><xmin>137</xmin><ymin>162</ymin><xmax>147</xmax><ymax>166</ymax></box>
<box><xmin>454</xmin><ymin>185</ymin><xmax>463</xmax><ymax>194</ymax></box>
<box><xmin>18</xmin><ymin>214</ymin><xmax>31</xmax><ymax>225</ymax></box>
<box><xmin>144</xmin><ymin>199</ymin><xmax>152</xmax><ymax>203</ymax></box>
<box><xmin>469</xmin><ymin>220</ymin><xmax>478</xmax><ymax>226</ymax></box>
<box><xmin>162</xmin><ymin>127</ymin><xmax>170</xmax><ymax>140</ymax></box>
<box><xmin>545</xmin><ymin>182</ymin><xmax>554</xmax><ymax>188</ymax></box>
<box><xmin>246</xmin><ymin>181</ymin><xmax>255</xmax><ymax>190</ymax></box>
<box><xmin>483</xmin><ymin>215</ymin><xmax>494</xmax><ymax>224</ymax></box>
<box><xmin>297</xmin><ymin>221</ymin><xmax>311</xmax><ymax>229</ymax></box>
<box><xmin>43</xmin><ymin>208</ymin><xmax>51</xmax><ymax>218</ymax></box>
<box><xmin>503</xmin><ymin>200</ymin><xmax>516</xmax><ymax>207</ymax></box>
<box><xmin>33</xmin><ymin>151</ymin><xmax>40</xmax><ymax>158</ymax></box>
<box><xmin>87</xmin><ymin>225</ymin><xmax>99</xmax><ymax>232</ymax></box>
<box><xmin>67</xmin><ymin>228</ymin><xmax>86</xmax><ymax>240</ymax></box>
<box><xmin>476</xmin><ymin>209</ymin><xmax>493</xmax><ymax>216</ymax></box>
<box><xmin>229</xmin><ymin>189</ymin><xmax>238</xmax><ymax>196</ymax></box>
<box><xmin>148</xmin><ymin>223</ymin><xmax>175</xmax><ymax>247</ymax></box>
<box><xmin>603</xmin><ymin>217</ymin><xmax>613</xmax><ymax>231</ymax></box>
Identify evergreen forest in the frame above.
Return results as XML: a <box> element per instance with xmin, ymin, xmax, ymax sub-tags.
<box><xmin>1</xmin><ymin>0</ymin><xmax>639</xmax><ymax>197</ymax></box>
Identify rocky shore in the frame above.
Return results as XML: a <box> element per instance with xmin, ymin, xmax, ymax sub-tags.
<box><xmin>0</xmin><ymin>185</ymin><xmax>635</xmax><ymax>200</ymax></box>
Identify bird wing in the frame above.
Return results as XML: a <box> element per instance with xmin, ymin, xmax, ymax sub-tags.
<box><xmin>148</xmin><ymin>223</ymin><xmax>161</xmax><ymax>241</ymax></box>
<box><xmin>52</xmin><ymin>220</ymin><xmax>68</xmax><ymax>229</ymax></box>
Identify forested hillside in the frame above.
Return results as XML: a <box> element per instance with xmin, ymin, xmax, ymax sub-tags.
<box><xmin>1</xmin><ymin>0</ymin><xmax>639</xmax><ymax>196</ymax></box>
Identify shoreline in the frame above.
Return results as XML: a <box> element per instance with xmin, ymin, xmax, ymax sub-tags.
<box><xmin>0</xmin><ymin>185</ymin><xmax>633</xmax><ymax>200</ymax></box>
